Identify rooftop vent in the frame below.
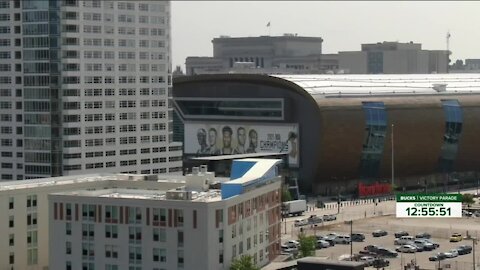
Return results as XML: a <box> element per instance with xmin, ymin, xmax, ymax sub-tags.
<box><xmin>432</xmin><ymin>84</ymin><xmax>447</xmax><ymax>92</ymax></box>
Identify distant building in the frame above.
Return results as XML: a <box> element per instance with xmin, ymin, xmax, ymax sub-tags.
<box><xmin>449</xmin><ymin>59</ymin><xmax>480</xmax><ymax>73</ymax></box>
<box><xmin>185</xmin><ymin>35</ymin><xmax>340</xmax><ymax>75</ymax></box>
<box><xmin>339</xmin><ymin>41</ymin><xmax>448</xmax><ymax>74</ymax></box>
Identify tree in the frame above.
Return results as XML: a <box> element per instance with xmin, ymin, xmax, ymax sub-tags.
<box><xmin>281</xmin><ymin>186</ymin><xmax>292</xmax><ymax>202</ymax></box>
<box><xmin>298</xmin><ymin>233</ymin><xmax>316</xmax><ymax>258</ymax></box>
<box><xmin>230</xmin><ymin>255</ymin><xmax>260</xmax><ymax>270</ymax></box>
<box><xmin>463</xmin><ymin>193</ymin><xmax>474</xmax><ymax>208</ymax></box>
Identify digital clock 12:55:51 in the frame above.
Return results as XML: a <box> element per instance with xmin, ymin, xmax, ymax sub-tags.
<box><xmin>405</xmin><ymin>207</ymin><xmax>451</xmax><ymax>217</ymax></box>
<box><xmin>396</xmin><ymin>193</ymin><xmax>462</xmax><ymax>218</ymax></box>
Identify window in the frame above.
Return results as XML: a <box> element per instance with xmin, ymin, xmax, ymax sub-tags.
<box><xmin>178</xmin><ymin>250</ymin><xmax>184</xmax><ymax>268</ymax></box>
<box><xmin>105</xmin><ymin>225</ymin><xmax>118</xmax><ymax>239</ymax></box>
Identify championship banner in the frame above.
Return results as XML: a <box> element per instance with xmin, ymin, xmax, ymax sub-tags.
<box><xmin>184</xmin><ymin>122</ymin><xmax>299</xmax><ymax>166</ymax></box>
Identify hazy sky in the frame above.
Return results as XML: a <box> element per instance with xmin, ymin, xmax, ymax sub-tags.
<box><xmin>171</xmin><ymin>1</ymin><xmax>480</xmax><ymax>70</ymax></box>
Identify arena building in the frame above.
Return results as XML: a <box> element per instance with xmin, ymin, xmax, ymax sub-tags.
<box><xmin>173</xmin><ymin>74</ymin><xmax>480</xmax><ymax>196</ymax></box>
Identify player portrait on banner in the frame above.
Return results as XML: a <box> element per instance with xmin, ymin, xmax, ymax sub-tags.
<box><xmin>205</xmin><ymin>128</ymin><xmax>220</xmax><ymax>155</ymax></box>
<box><xmin>233</xmin><ymin>127</ymin><xmax>246</xmax><ymax>154</ymax></box>
<box><xmin>246</xmin><ymin>129</ymin><xmax>258</xmax><ymax>153</ymax></box>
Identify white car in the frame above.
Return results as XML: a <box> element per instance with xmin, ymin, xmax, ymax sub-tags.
<box><xmin>334</xmin><ymin>235</ymin><xmax>352</xmax><ymax>244</ymax></box>
<box><xmin>294</xmin><ymin>219</ymin><xmax>308</xmax><ymax>227</ymax></box>
<box><xmin>396</xmin><ymin>244</ymin><xmax>417</xmax><ymax>253</ymax></box>
<box><xmin>445</xmin><ymin>249</ymin><xmax>459</xmax><ymax>258</ymax></box>
<box><xmin>282</xmin><ymin>240</ymin><xmax>299</xmax><ymax>248</ymax></box>
<box><xmin>317</xmin><ymin>240</ymin><xmax>330</xmax><ymax>248</ymax></box>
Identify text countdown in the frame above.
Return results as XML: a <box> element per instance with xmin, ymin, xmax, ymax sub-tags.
<box><xmin>396</xmin><ymin>194</ymin><xmax>462</xmax><ymax>218</ymax></box>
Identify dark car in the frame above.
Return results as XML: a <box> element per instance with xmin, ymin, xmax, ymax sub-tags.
<box><xmin>364</xmin><ymin>245</ymin><xmax>380</xmax><ymax>253</ymax></box>
<box><xmin>416</xmin><ymin>232</ymin><xmax>431</xmax><ymax>239</ymax></box>
<box><xmin>351</xmin><ymin>233</ymin><xmax>365</xmax><ymax>242</ymax></box>
<box><xmin>376</xmin><ymin>247</ymin><xmax>398</xmax><ymax>258</ymax></box>
<box><xmin>429</xmin><ymin>252</ymin><xmax>447</xmax><ymax>261</ymax></box>
<box><xmin>395</xmin><ymin>231</ymin><xmax>409</xmax><ymax>238</ymax></box>
<box><xmin>457</xmin><ymin>245</ymin><xmax>473</xmax><ymax>255</ymax></box>
<box><xmin>372</xmin><ymin>229</ymin><xmax>388</xmax><ymax>237</ymax></box>
<box><xmin>372</xmin><ymin>258</ymin><xmax>390</xmax><ymax>268</ymax></box>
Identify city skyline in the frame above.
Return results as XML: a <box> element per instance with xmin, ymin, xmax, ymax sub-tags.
<box><xmin>172</xmin><ymin>1</ymin><xmax>480</xmax><ymax>69</ymax></box>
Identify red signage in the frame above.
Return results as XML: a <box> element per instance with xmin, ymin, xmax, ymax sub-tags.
<box><xmin>358</xmin><ymin>182</ymin><xmax>392</xmax><ymax>197</ymax></box>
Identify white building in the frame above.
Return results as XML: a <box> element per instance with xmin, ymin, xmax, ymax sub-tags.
<box><xmin>0</xmin><ymin>172</ymin><xmax>186</xmax><ymax>270</ymax></box>
<box><xmin>0</xmin><ymin>0</ymin><xmax>182</xmax><ymax>181</ymax></box>
<box><xmin>49</xmin><ymin>159</ymin><xmax>282</xmax><ymax>270</ymax></box>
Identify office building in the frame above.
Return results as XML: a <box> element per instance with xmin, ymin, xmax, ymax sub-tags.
<box><xmin>174</xmin><ymin>73</ymin><xmax>480</xmax><ymax>196</ymax></box>
<box><xmin>339</xmin><ymin>41</ymin><xmax>448</xmax><ymax>74</ymax></box>
<box><xmin>185</xmin><ymin>35</ymin><xmax>340</xmax><ymax>75</ymax></box>
<box><xmin>48</xmin><ymin>159</ymin><xmax>282</xmax><ymax>270</ymax></box>
<box><xmin>0</xmin><ymin>0</ymin><xmax>182</xmax><ymax>181</ymax></box>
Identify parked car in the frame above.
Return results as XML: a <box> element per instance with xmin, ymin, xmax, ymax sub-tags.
<box><xmin>372</xmin><ymin>258</ymin><xmax>390</xmax><ymax>268</ymax></box>
<box><xmin>316</xmin><ymin>239</ymin><xmax>331</xmax><ymax>249</ymax></box>
<box><xmin>445</xmin><ymin>249</ymin><xmax>459</xmax><ymax>258</ymax></box>
<box><xmin>414</xmin><ymin>239</ymin><xmax>435</xmax><ymax>251</ymax></box>
<box><xmin>308</xmin><ymin>215</ymin><xmax>323</xmax><ymax>224</ymax></box>
<box><xmin>429</xmin><ymin>252</ymin><xmax>447</xmax><ymax>261</ymax></box>
<box><xmin>334</xmin><ymin>235</ymin><xmax>352</xmax><ymax>244</ymax></box>
<box><xmin>351</xmin><ymin>233</ymin><xmax>365</xmax><ymax>242</ymax></box>
<box><xmin>359</xmin><ymin>256</ymin><xmax>375</xmax><ymax>267</ymax></box>
<box><xmin>394</xmin><ymin>231</ymin><xmax>409</xmax><ymax>238</ymax></box>
<box><xmin>415</xmin><ymin>232</ymin><xmax>431</xmax><ymax>239</ymax></box>
<box><xmin>282</xmin><ymin>240</ymin><xmax>299</xmax><ymax>249</ymax></box>
<box><xmin>423</xmin><ymin>239</ymin><xmax>440</xmax><ymax>248</ymax></box>
<box><xmin>396</xmin><ymin>244</ymin><xmax>417</xmax><ymax>253</ymax></box>
<box><xmin>319</xmin><ymin>235</ymin><xmax>336</xmax><ymax>247</ymax></box>
<box><xmin>281</xmin><ymin>247</ymin><xmax>299</xmax><ymax>255</ymax></box>
<box><xmin>376</xmin><ymin>247</ymin><xmax>398</xmax><ymax>258</ymax></box>
<box><xmin>323</xmin><ymin>214</ymin><xmax>337</xmax><ymax>221</ymax></box>
<box><xmin>450</xmin><ymin>233</ymin><xmax>463</xmax><ymax>242</ymax></box>
<box><xmin>456</xmin><ymin>245</ymin><xmax>473</xmax><ymax>255</ymax></box>
<box><xmin>294</xmin><ymin>219</ymin><xmax>308</xmax><ymax>227</ymax></box>
<box><xmin>372</xmin><ymin>229</ymin><xmax>388</xmax><ymax>237</ymax></box>
<box><xmin>463</xmin><ymin>210</ymin><xmax>473</xmax><ymax>217</ymax></box>
<box><xmin>364</xmin><ymin>245</ymin><xmax>381</xmax><ymax>253</ymax></box>
<box><xmin>394</xmin><ymin>236</ymin><xmax>415</xmax><ymax>245</ymax></box>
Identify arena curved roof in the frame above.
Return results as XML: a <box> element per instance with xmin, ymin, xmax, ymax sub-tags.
<box><xmin>272</xmin><ymin>74</ymin><xmax>480</xmax><ymax>99</ymax></box>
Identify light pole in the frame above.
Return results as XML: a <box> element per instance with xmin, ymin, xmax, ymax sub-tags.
<box><xmin>349</xmin><ymin>220</ymin><xmax>353</xmax><ymax>258</ymax></box>
<box><xmin>473</xmin><ymin>237</ymin><xmax>477</xmax><ymax>270</ymax></box>
<box><xmin>391</xmin><ymin>124</ymin><xmax>395</xmax><ymax>191</ymax></box>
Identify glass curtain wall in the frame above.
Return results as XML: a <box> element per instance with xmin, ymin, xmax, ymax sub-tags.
<box><xmin>22</xmin><ymin>0</ymin><xmax>61</xmax><ymax>178</ymax></box>
<box><xmin>438</xmin><ymin>99</ymin><xmax>463</xmax><ymax>172</ymax></box>
<box><xmin>359</xmin><ymin>101</ymin><xmax>387</xmax><ymax>180</ymax></box>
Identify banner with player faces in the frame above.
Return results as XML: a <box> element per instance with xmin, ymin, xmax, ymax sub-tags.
<box><xmin>184</xmin><ymin>122</ymin><xmax>299</xmax><ymax>166</ymax></box>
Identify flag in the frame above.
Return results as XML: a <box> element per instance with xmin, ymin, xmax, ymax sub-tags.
<box><xmin>447</xmin><ymin>32</ymin><xmax>451</xmax><ymax>38</ymax></box>
<box><xmin>266</xmin><ymin>22</ymin><xmax>270</xmax><ymax>27</ymax></box>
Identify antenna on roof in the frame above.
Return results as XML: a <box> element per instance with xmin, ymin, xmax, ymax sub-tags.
<box><xmin>446</xmin><ymin>31</ymin><xmax>451</xmax><ymax>73</ymax></box>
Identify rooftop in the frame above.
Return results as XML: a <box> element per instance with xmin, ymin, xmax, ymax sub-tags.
<box><xmin>53</xmin><ymin>188</ymin><xmax>223</xmax><ymax>203</ymax></box>
<box><xmin>272</xmin><ymin>73</ymin><xmax>480</xmax><ymax>99</ymax></box>
<box><xmin>0</xmin><ymin>173</ymin><xmax>186</xmax><ymax>192</ymax></box>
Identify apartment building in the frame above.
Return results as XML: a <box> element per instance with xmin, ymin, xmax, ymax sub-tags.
<box><xmin>0</xmin><ymin>0</ymin><xmax>182</xmax><ymax>181</ymax></box>
<box><xmin>49</xmin><ymin>159</ymin><xmax>282</xmax><ymax>270</ymax></box>
<box><xmin>0</xmin><ymin>173</ymin><xmax>186</xmax><ymax>270</ymax></box>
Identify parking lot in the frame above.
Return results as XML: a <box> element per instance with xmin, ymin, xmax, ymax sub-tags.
<box><xmin>281</xmin><ymin>199</ymin><xmax>480</xmax><ymax>269</ymax></box>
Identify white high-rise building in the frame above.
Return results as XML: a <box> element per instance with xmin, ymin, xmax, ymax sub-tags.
<box><xmin>0</xmin><ymin>0</ymin><xmax>182</xmax><ymax>181</ymax></box>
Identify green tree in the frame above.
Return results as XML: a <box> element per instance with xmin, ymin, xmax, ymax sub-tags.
<box><xmin>298</xmin><ymin>233</ymin><xmax>316</xmax><ymax>258</ymax></box>
<box><xmin>230</xmin><ymin>255</ymin><xmax>260</xmax><ymax>270</ymax></box>
<box><xmin>281</xmin><ymin>186</ymin><xmax>292</xmax><ymax>202</ymax></box>
<box><xmin>463</xmin><ymin>193</ymin><xmax>474</xmax><ymax>207</ymax></box>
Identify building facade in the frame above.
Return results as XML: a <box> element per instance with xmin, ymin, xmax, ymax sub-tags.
<box><xmin>185</xmin><ymin>35</ymin><xmax>340</xmax><ymax>75</ymax></box>
<box><xmin>48</xmin><ymin>159</ymin><xmax>282</xmax><ymax>270</ymax></box>
<box><xmin>0</xmin><ymin>0</ymin><xmax>182</xmax><ymax>181</ymax></box>
<box><xmin>339</xmin><ymin>41</ymin><xmax>448</xmax><ymax>74</ymax></box>
<box><xmin>0</xmin><ymin>173</ymin><xmax>185</xmax><ymax>270</ymax></box>
<box><xmin>173</xmin><ymin>73</ymin><xmax>480</xmax><ymax>196</ymax></box>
